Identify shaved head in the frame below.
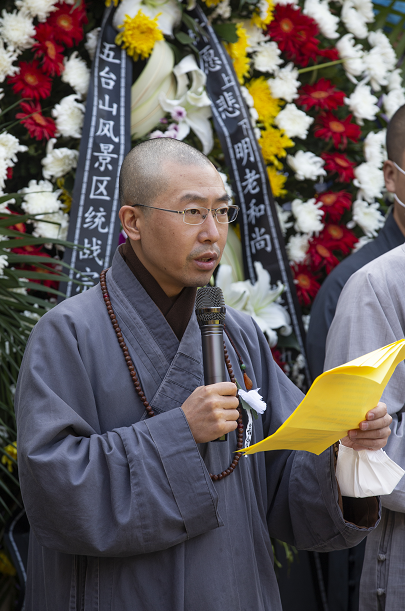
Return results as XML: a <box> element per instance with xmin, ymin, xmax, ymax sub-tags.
<box><xmin>119</xmin><ymin>138</ymin><xmax>215</xmax><ymax>208</ymax></box>
<box><xmin>387</xmin><ymin>104</ymin><xmax>405</xmax><ymax>165</ymax></box>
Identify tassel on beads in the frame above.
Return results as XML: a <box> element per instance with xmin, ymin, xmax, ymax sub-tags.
<box><xmin>243</xmin><ymin>372</ymin><xmax>253</xmax><ymax>390</ymax></box>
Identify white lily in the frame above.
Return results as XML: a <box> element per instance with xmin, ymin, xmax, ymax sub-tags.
<box><xmin>112</xmin><ymin>0</ymin><xmax>181</xmax><ymax>37</ymax></box>
<box><xmin>221</xmin><ymin>226</ymin><xmax>245</xmax><ymax>282</ymax></box>
<box><xmin>216</xmin><ymin>265</ymin><xmax>250</xmax><ymax>311</ymax></box>
<box><xmin>159</xmin><ymin>55</ymin><xmax>214</xmax><ymax>154</ymax></box>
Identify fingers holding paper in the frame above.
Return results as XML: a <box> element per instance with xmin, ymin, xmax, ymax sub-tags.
<box><xmin>341</xmin><ymin>402</ymin><xmax>392</xmax><ymax>451</ymax></box>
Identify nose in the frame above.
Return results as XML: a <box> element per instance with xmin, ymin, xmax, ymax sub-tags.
<box><xmin>198</xmin><ymin>209</ymin><xmax>222</xmax><ymax>242</ymax></box>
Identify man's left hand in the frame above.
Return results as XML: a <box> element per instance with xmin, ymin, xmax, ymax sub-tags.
<box><xmin>341</xmin><ymin>402</ymin><xmax>392</xmax><ymax>451</ymax></box>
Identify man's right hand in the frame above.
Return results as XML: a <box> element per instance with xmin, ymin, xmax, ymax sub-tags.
<box><xmin>181</xmin><ymin>383</ymin><xmax>240</xmax><ymax>443</ymax></box>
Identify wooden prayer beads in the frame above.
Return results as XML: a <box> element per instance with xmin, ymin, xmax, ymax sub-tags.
<box><xmin>100</xmin><ymin>269</ymin><xmax>244</xmax><ymax>482</ymax></box>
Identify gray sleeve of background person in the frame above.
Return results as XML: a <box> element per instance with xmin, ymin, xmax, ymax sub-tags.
<box><xmin>324</xmin><ymin>256</ymin><xmax>405</xmax><ymax>513</ymax></box>
<box><xmin>244</xmin><ymin>320</ymin><xmax>380</xmax><ymax>551</ymax></box>
<box><xmin>14</xmin><ymin>312</ymin><xmax>222</xmax><ymax>558</ymax></box>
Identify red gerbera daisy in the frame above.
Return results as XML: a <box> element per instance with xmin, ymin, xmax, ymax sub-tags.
<box><xmin>33</xmin><ymin>23</ymin><xmax>64</xmax><ymax>76</ymax></box>
<box><xmin>271</xmin><ymin>348</ymin><xmax>288</xmax><ymax>372</ymax></box>
<box><xmin>307</xmin><ymin>238</ymin><xmax>340</xmax><ymax>274</ymax></box>
<box><xmin>8</xmin><ymin>60</ymin><xmax>52</xmax><ymax>100</ymax></box>
<box><xmin>315</xmin><ymin>190</ymin><xmax>352</xmax><ymax>222</ymax></box>
<box><xmin>292</xmin><ymin>264</ymin><xmax>321</xmax><ymax>306</ymax></box>
<box><xmin>318</xmin><ymin>47</ymin><xmax>339</xmax><ymax>62</ymax></box>
<box><xmin>6</xmin><ymin>167</ymin><xmax>13</xmax><ymax>180</ymax></box>
<box><xmin>47</xmin><ymin>1</ymin><xmax>87</xmax><ymax>47</ymax></box>
<box><xmin>320</xmin><ymin>223</ymin><xmax>358</xmax><ymax>255</ymax></box>
<box><xmin>297</xmin><ymin>79</ymin><xmax>345</xmax><ymax>111</ymax></box>
<box><xmin>321</xmin><ymin>153</ymin><xmax>356</xmax><ymax>183</ymax></box>
<box><xmin>16</xmin><ymin>101</ymin><xmax>56</xmax><ymax>141</ymax></box>
<box><xmin>268</xmin><ymin>5</ymin><xmax>320</xmax><ymax>67</ymax></box>
<box><xmin>315</xmin><ymin>113</ymin><xmax>361</xmax><ymax>149</ymax></box>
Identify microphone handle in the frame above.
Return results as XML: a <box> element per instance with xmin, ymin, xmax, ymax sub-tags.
<box><xmin>200</xmin><ymin>323</ymin><xmax>228</xmax><ymax>442</ymax></box>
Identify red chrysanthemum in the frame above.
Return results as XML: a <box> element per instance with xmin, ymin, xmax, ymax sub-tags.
<box><xmin>8</xmin><ymin>60</ymin><xmax>52</xmax><ymax>100</ymax></box>
<box><xmin>321</xmin><ymin>153</ymin><xmax>356</xmax><ymax>183</ymax></box>
<box><xmin>6</xmin><ymin>167</ymin><xmax>13</xmax><ymax>180</ymax></box>
<box><xmin>315</xmin><ymin>113</ymin><xmax>361</xmax><ymax>149</ymax></box>
<box><xmin>47</xmin><ymin>1</ymin><xmax>87</xmax><ymax>47</ymax></box>
<box><xmin>16</xmin><ymin>101</ymin><xmax>56</xmax><ymax>141</ymax></box>
<box><xmin>33</xmin><ymin>23</ymin><xmax>64</xmax><ymax>76</ymax></box>
<box><xmin>292</xmin><ymin>264</ymin><xmax>321</xmax><ymax>306</ymax></box>
<box><xmin>268</xmin><ymin>5</ymin><xmax>338</xmax><ymax>67</ymax></box>
<box><xmin>271</xmin><ymin>348</ymin><xmax>287</xmax><ymax>372</ymax></box>
<box><xmin>315</xmin><ymin>190</ymin><xmax>352</xmax><ymax>222</ymax></box>
<box><xmin>307</xmin><ymin>238</ymin><xmax>340</xmax><ymax>274</ymax></box>
<box><xmin>320</xmin><ymin>223</ymin><xmax>358</xmax><ymax>255</ymax></box>
<box><xmin>297</xmin><ymin>78</ymin><xmax>345</xmax><ymax>111</ymax></box>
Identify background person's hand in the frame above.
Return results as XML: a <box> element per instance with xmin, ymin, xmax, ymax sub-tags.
<box><xmin>181</xmin><ymin>382</ymin><xmax>240</xmax><ymax>443</ymax></box>
<box><xmin>341</xmin><ymin>402</ymin><xmax>392</xmax><ymax>451</ymax></box>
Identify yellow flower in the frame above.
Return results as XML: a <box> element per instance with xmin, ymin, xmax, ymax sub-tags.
<box><xmin>0</xmin><ymin>552</ymin><xmax>16</xmax><ymax>577</ymax></box>
<box><xmin>259</xmin><ymin>127</ymin><xmax>293</xmax><ymax>169</ymax></box>
<box><xmin>251</xmin><ymin>0</ymin><xmax>274</xmax><ymax>29</ymax></box>
<box><xmin>56</xmin><ymin>178</ymin><xmax>72</xmax><ymax>213</ymax></box>
<box><xmin>115</xmin><ymin>10</ymin><xmax>163</xmax><ymax>61</ymax></box>
<box><xmin>267</xmin><ymin>166</ymin><xmax>287</xmax><ymax>198</ymax></box>
<box><xmin>203</xmin><ymin>0</ymin><xmax>221</xmax><ymax>6</ymax></box>
<box><xmin>247</xmin><ymin>77</ymin><xmax>281</xmax><ymax>126</ymax></box>
<box><xmin>225</xmin><ymin>24</ymin><xmax>250</xmax><ymax>84</ymax></box>
<box><xmin>105</xmin><ymin>0</ymin><xmax>119</xmax><ymax>6</ymax></box>
<box><xmin>1</xmin><ymin>442</ymin><xmax>17</xmax><ymax>473</ymax></box>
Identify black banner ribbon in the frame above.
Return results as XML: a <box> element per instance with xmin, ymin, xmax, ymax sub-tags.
<box><xmin>61</xmin><ymin>6</ymin><xmax>132</xmax><ymax>299</ymax></box>
<box><xmin>190</xmin><ymin>7</ymin><xmax>311</xmax><ymax>386</ymax></box>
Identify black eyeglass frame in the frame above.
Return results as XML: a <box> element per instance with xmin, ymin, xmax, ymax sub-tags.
<box><xmin>130</xmin><ymin>202</ymin><xmax>239</xmax><ymax>225</ymax></box>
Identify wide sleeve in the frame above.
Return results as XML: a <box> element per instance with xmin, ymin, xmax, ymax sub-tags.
<box><xmin>245</xmin><ymin>321</ymin><xmax>379</xmax><ymax>551</ymax></box>
<box><xmin>325</xmin><ymin>266</ymin><xmax>405</xmax><ymax>513</ymax></box>
<box><xmin>14</xmin><ymin>309</ymin><xmax>222</xmax><ymax>558</ymax></box>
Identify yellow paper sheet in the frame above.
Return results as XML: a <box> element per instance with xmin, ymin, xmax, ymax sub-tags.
<box><xmin>242</xmin><ymin>340</ymin><xmax>405</xmax><ymax>456</ymax></box>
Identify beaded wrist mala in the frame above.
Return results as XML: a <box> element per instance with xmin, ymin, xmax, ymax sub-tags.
<box><xmin>100</xmin><ymin>269</ymin><xmax>244</xmax><ymax>482</ymax></box>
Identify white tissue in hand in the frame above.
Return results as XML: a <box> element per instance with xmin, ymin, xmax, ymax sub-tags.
<box><xmin>336</xmin><ymin>444</ymin><xmax>405</xmax><ymax>498</ymax></box>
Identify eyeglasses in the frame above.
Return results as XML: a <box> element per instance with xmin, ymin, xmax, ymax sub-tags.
<box><xmin>131</xmin><ymin>203</ymin><xmax>239</xmax><ymax>225</ymax></box>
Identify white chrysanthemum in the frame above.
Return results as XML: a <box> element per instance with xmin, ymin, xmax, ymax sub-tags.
<box><xmin>368</xmin><ymin>30</ymin><xmax>397</xmax><ymax>72</ymax></box>
<box><xmin>0</xmin><ymin>254</ymin><xmax>8</xmax><ymax>276</ymax></box>
<box><xmin>341</xmin><ymin>3</ymin><xmax>367</xmax><ymax>39</ymax></box>
<box><xmin>0</xmin><ymin>9</ymin><xmax>35</xmax><ymax>51</ymax></box>
<box><xmin>0</xmin><ymin>88</ymin><xmax>3</xmax><ymax>100</ymax></box>
<box><xmin>388</xmin><ymin>69</ymin><xmax>403</xmax><ymax>92</ymax></box>
<box><xmin>276</xmin><ymin>203</ymin><xmax>292</xmax><ymax>236</ymax></box>
<box><xmin>291</xmin><ymin>198</ymin><xmax>324</xmax><ymax>234</ymax></box>
<box><xmin>383</xmin><ymin>89</ymin><xmax>405</xmax><ymax>120</ymax></box>
<box><xmin>352</xmin><ymin>199</ymin><xmax>385</xmax><ymax>236</ymax></box>
<box><xmin>0</xmin><ymin>132</ymin><xmax>27</xmax><ymax>167</ymax></box>
<box><xmin>287</xmin><ymin>233</ymin><xmax>310</xmax><ymax>263</ymax></box>
<box><xmin>363</xmin><ymin>47</ymin><xmax>389</xmax><ymax>91</ymax></box>
<box><xmin>354</xmin><ymin>162</ymin><xmax>385</xmax><ymax>202</ymax></box>
<box><xmin>15</xmin><ymin>0</ymin><xmax>58</xmax><ymax>22</ymax></box>
<box><xmin>304</xmin><ymin>0</ymin><xmax>339</xmax><ymax>39</ymax></box>
<box><xmin>287</xmin><ymin>151</ymin><xmax>326</xmax><ymax>182</ymax></box>
<box><xmin>352</xmin><ymin>234</ymin><xmax>373</xmax><ymax>252</ymax></box>
<box><xmin>62</xmin><ymin>52</ymin><xmax>90</xmax><ymax>97</ymax></box>
<box><xmin>267</xmin><ymin>63</ymin><xmax>300</xmax><ymax>102</ymax></box>
<box><xmin>0</xmin><ymin>41</ymin><xmax>19</xmax><ymax>82</ymax></box>
<box><xmin>33</xmin><ymin>210</ymin><xmax>69</xmax><ymax>241</ymax></box>
<box><xmin>241</xmin><ymin>86</ymin><xmax>254</xmax><ymax>108</ymax></box>
<box><xmin>242</xmin><ymin>21</ymin><xmax>269</xmax><ymax>50</ymax></box>
<box><xmin>41</xmin><ymin>138</ymin><xmax>79</xmax><ymax>180</ymax></box>
<box><xmin>217</xmin><ymin>171</ymin><xmax>233</xmax><ymax>200</ymax></box>
<box><xmin>274</xmin><ymin>103</ymin><xmax>313</xmax><ymax>139</ymax></box>
<box><xmin>253</xmin><ymin>42</ymin><xmax>283</xmax><ymax>74</ymax></box>
<box><xmin>0</xmin><ymin>156</ymin><xmax>9</xmax><ymax>194</ymax></box>
<box><xmin>274</xmin><ymin>0</ymin><xmax>298</xmax><ymax>5</ymax></box>
<box><xmin>84</xmin><ymin>27</ymin><xmax>100</xmax><ymax>61</ymax></box>
<box><xmin>336</xmin><ymin>34</ymin><xmax>365</xmax><ymax>82</ymax></box>
<box><xmin>364</xmin><ymin>130</ymin><xmax>386</xmax><ymax>168</ymax></box>
<box><xmin>211</xmin><ymin>0</ymin><xmax>231</xmax><ymax>19</ymax></box>
<box><xmin>344</xmin><ymin>83</ymin><xmax>379</xmax><ymax>125</ymax></box>
<box><xmin>52</xmin><ymin>94</ymin><xmax>85</xmax><ymax>138</ymax></box>
<box><xmin>21</xmin><ymin>179</ymin><xmax>62</xmax><ymax>215</ymax></box>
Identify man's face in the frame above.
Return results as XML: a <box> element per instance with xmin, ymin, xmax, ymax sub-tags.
<box><xmin>124</xmin><ymin>162</ymin><xmax>229</xmax><ymax>297</ymax></box>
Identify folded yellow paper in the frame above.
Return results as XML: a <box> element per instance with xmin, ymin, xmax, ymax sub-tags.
<box><xmin>242</xmin><ymin>340</ymin><xmax>405</xmax><ymax>456</ymax></box>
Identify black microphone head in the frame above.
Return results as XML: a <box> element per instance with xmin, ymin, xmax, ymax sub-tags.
<box><xmin>195</xmin><ymin>286</ymin><xmax>226</xmax><ymax>326</ymax></box>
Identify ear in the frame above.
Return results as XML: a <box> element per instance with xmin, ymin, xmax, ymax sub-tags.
<box><xmin>119</xmin><ymin>205</ymin><xmax>143</xmax><ymax>241</ymax></box>
<box><xmin>383</xmin><ymin>160</ymin><xmax>397</xmax><ymax>193</ymax></box>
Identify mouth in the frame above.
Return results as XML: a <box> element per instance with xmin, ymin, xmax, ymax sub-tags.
<box><xmin>193</xmin><ymin>253</ymin><xmax>218</xmax><ymax>271</ymax></box>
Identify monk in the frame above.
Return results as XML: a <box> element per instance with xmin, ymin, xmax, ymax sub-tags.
<box><xmin>15</xmin><ymin>139</ymin><xmax>391</xmax><ymax>610</ymax></box>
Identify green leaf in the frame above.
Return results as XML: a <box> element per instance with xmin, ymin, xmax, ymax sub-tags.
<box><xmin>175</xmin><ymin>32</ymin><xmax>195</xmax><ymax>46</ymax></box>
<box><xmin>213</xmin><ymin>23</ymin><xmax>239</xmax><ymax>43</ymax></box>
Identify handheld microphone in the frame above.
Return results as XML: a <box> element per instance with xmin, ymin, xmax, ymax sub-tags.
<box><xmin>195</xmin><ymin>286</ymin><xmax>228</xmax><ymax>441</ymax></box>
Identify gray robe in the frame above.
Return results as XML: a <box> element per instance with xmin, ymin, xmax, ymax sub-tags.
<box><xmin>15</xmin><ymin>249</ymin><xmax>378</xmax><ymax>611</ymax></box>
<box><xmin>325</xmin><ymin>243</ymin><xmax>405</xmax><ymax>611</ymax></box>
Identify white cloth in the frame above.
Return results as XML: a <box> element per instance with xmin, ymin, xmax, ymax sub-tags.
<box><xmin>336</xmin><ymin>443</ymin><xmax>405</xmax><ymax>497</ymax></box>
